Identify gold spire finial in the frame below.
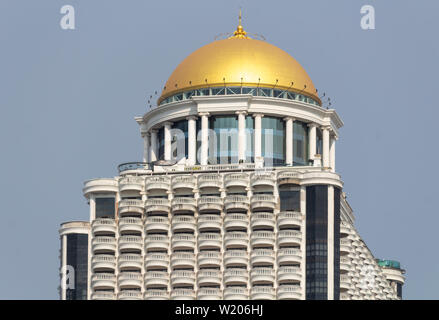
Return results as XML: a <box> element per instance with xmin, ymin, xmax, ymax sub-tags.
<box><xmin>229</xmin><ymin>8</ymin><xmax>250</xmax><ymax>39</ymax></box>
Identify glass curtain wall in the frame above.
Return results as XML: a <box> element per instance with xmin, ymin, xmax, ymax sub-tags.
<box><xmin>245</xmin><ymin>116</ymin><xmax>254</xmax><ymax>163</ymax></box>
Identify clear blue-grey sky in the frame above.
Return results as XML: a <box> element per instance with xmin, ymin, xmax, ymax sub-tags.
<box><xmin>0</xmin><ymin>0</ymin><xmax>437</xmax><ymax>299</ymax></box>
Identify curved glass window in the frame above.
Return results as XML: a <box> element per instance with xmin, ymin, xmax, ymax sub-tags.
<box><xmin>159</xmin><ymin>86</ymin><xmax>321</xmax><ymax>107</ymax></box>
<box><xmin>293</xmin><ymin>121</ymin><xmax>309</xmax><ymax>166</ymax></box>
<box><xmin>316</xmin><ymin>128</ymin><xmax>323</xmax><ymax>156</ymax></box>
<box><xmin>261</xmin><ymin>116</ymin><xmax>285</xmax><ymax>166</ymax></box>
<box><xmin>208</xmin><ymin>116</ymin><xmax>238</xmax><ymax>164</ymax></box>
<box><xmin>157</xmin><ymin>127</ymin><xmax>165</xmax><ymax>160</ymax></box>
<box><xmin>172</xmin><ymin>120</ymin><xmax>188</xmax><ymax>161</ymax></box>
<box><xmin>245</xmin><ymin>116</ymin><xmax>254</xmax><ymax>163</ymax></box>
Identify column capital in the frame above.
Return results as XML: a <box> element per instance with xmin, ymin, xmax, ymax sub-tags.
<box><xmin>235</xmin><ymin>110</ymin><xmax>248</xmax><ymax>116</ymax></box>
<box><xmin>141</xmin><ymin>131</ymin><xmax>149</xmax><ymax>138</ymax></box>
<box><xmin>186</xmin><ymin>115</ymin><xmax>198</xmax><ymax>121</ymax></box>
<box><xmin>307</xmin><ymin>122</ymin><xmax>318</xmax><ymax>128</ymax></box>
<box><xmin>198</xmin><ymin>112</ymin><xmax>210</xmax><ymax>117</ymax></box>
<box><xmin>150</xmin><ymin>128</ymin><xmax>158</xmax><ymax>134</ymax></box>
<box><xmin>283</xmin><ymin>116</ymin><xmax>295</xmax><ymax>122</ymax></box>
<box><xmin>252</xmin><ymin>113</ymin><xmax>264</xmax><ymax>118</ymax></box>
<box><xmin>163</xmin><ymin>121</ymin><xmax>173</xmax><ymax>127</ymax></box>
<box><xmin>321</xmin><ymin>125</ymin><xmax>332</xmax><ymax>131</ymax></box>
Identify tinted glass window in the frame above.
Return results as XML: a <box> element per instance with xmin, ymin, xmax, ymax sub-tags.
<box><xmin>96</xmin><ymin>198</ymin><xmax>115</xmax><ymax>218</ymax></box>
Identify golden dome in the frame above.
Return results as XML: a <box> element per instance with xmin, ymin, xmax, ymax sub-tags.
<box><xmin>158</xmin><ymin>19</ymin><xmax>320</xmax><ymax>105</ymax></box>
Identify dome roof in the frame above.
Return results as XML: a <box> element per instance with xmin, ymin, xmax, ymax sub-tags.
<box><xmin>158</xmin><ymin>21</ymin><xmax>320</xmax><ymax>105</ymax></box>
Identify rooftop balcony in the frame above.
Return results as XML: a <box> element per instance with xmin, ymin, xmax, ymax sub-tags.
<box><xmin>277</xmin><ymin>230</ymin><xmax>302</xmax><ymax>247</ymax></box>
<box><xmin>198</xmin><ymin>174</ymin><xmax>222</xmax><ymax>189</ymax></box>
<box><xmin>119</xmin><ymin>217</ymin><xmax>143</xmax><ymax>234</ymax></box>
<box><xmin>224</xmin><ymin>268</ymin><xmax>248</xmax><ymax>285</ymax></box>
<box><xmin>250</xmin><ymin>194</ymin><xmax>276</xmax><ymax>211</ymax></box>
<box><xmin>118</xmin><ymin>272</ymin><xmax>143</xmax><ymax>288</ymax></box>
<box><xmin>144</xmin><ymin>235</ymin><xmax>169</xmax><ymax>251</ymax></box>
<box><xmin>277</xmin><ymin>285</ymin><xmax>302</xmax><ymax>300</ymax></box>
<box><xmin>118</xmin><ymin>235</ymin><xmax>143</xmax><ymax>252</ymax></box>
<box><xmin>145</xmin><ymin>176</ymin><xmax>170</xmax><ymax>191</ymax></box>
<box><xmin>144</xmin><ymin>271</ymin><xmax>169</xmax><ymax>288</ymax></box>
<box><xmin>198</xmin><ymin>214</ymin><xmax>222</xmax><ymax>231</ymax></box>
<box><xmin>224</xmin><ymin>231</ymin><xmax>248</xmax><ymax>249</ymax></box>
<box><xmin>250</xmin><ymin>268</ymin><xmax>275</xmax><ymax>285</ymax></box>
<box><xmin>277</xmin><ymin>266</ymin><xmax>302</xmax><ymax>283</ymax></box>
<box><xmin>91</xmin><ymin>273</ymin><xmax>116</xmax><ymax>289</ymax></box>
<box><xmin>91</xmin><ymin>292</ymin><xmax>116</xmax><ymax>300</ymax></box>
<box><xmin>197</xmin><ymin>288</ymin><xmax>222</xmax><ymax>300</ymax></box>
<box><xmin>170</xmin><ymin>252</ymin><xmax>195</xmax><ymax>269</ymax></box>
<box><xmin>224</xmin><ymin>173</ymin><xmax>249</xmax><ymax>189</ymax></box>
<box><xmin>198</xmin><ymin>196</ymin><xmax>223</xmax><ymax>213</ymax></box>
<box><xmin>144</xmin><ymin>289</ymin><xmax>169</xmax><ymax>300</ymax></box>
<box><xmin>92</xmin><ymin>255</ymin><xmax>116</xmax><ymax>271</ymax></box>
<box><xmin>171</xmin><ymin>215</ymin><xmax>196</xmax><ymax>232</ymax></box>
<box><xmin>250</xmin><ymin>286</ymin><xmax>275</xmax><ymax>300</ymax></box>
<box><xmin>224</xmin><ymin>195</ymin><xmax>250</xmax><ymax>212</ymax></box>
<box><xmin>118</xmin><ymin>199</ymin><xmax>144</xmax><ymax>216</ymax></box>
<box><xmin>145</xmin><ymin>216</ymin><xmax>169</xmax><ymax>233</ymax></box>
<box><xmin>145</xmin><ymin>199</ymin><xmax>170</xmax><ymax>214</ymax></box>
<box><xmin>92</xmin><ymin>218</ymin><xmax>116</xmax><ymax>235</ymax></box>
<box><xmin>277</xmin><ymin>248</ymin><xmax>302</xmax><ymax>265</ymax></box>
<box><xmin>251</xmin><ymin>231</ymin><xmax>276</xmax><ymax>248</ymax></box>
<box><xmin>171</xmin><ymin>198</ymin><xmax>196</xmax><ymax>213</ymax></box>
<box><xmin>118</xmin><ymin>290</ymin><xmax>142</xmax><ymax>300</ymax></box>
<box><xmin>223</xmin><ymin>287</ymin><xmax>249</xmax><ymax>300</ymax></box>
<box><xmin>171</xmin><ymin>234</ymin><xmax>196</xmax><ymax>250</ymax></box>
<box><xmin>144</xmin><ymin>252</ymin><xmax>169</xmax><ymax>269</ymax></box>
<box><xmin>224</xmin><ymin>213</ymin><xmax>248</xmax><ymax>230</ymax></box>
<box><xmin>171</xmin><ymin>289</ymin><xmax>196</xmax><ymax>300</ymax></box>
<box><xmin>92</xmin><ymin>236</ymin><xmax>116</xmax><ymax>253</ymax></box>
<box><xmin>171</xmin><ymin>271</ymin><xmax>196</xmax><ymax>287</ymax></box>
<box><xmin>198</xmin><ymin>251</ymin><xmax>222</xmax><ymax>268</ymax></box>
<box><xmin>250</xmin><ymin>172</ymin><xmax>276</xmax><ymax>188</ymax></box>
<box><xmin>251</xmin><ymin>212</ymin><xmax>275</xmax><ymax>230</ymax></box>
<box><xmin>118</xmin><ymin>253</ymin><xmax>142</xmax><ymax>270</ymax></box>
<box><xmin>224</xmin><ymin>250</ymin><xmax>248</xmax><ymax>267</ymax></box>
<box><xmin>197</xmin><ymin>270</ymin><xmax>222</xmax><ymax>286</ymax></box>
<box><xmin>171</xmin><ymin>175</ymin><xmax>195</xmax><ymax>191</ymax></box>
<box><xmin>277</xmin><ymin>211</ymin><xmax>303</xmax><ymax>229</ymax></box>
<box><xmin>250</xmin><ymin>249</ymin><xmax>275</xmax><ymax>266</ymax></box>
<box><xmin>196</xmin><ymin>232</ymin><xmax>221</xmax><ymax>249</ymax></box>
<box><xmin>119</xmin><ymin>176</ymin><xmax>144</xmax><ymax>193</ymax></box>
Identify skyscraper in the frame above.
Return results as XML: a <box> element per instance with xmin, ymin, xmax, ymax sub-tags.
<box><xmin>59</xmin><ymin>15</ymin><xmax>405</xmax><ymax>300</ymax></box>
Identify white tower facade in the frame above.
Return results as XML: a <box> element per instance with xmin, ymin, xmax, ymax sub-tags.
<box><xmin>59</xmin><ymin>18</ymin><xmax>404</xmax><ymax>300</ymax></box>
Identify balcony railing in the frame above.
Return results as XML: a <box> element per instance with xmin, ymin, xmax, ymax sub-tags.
<box><xmin>198</xmin><ymin>174</ymin><xmax>222</xmax><ymax>188</ymax></box>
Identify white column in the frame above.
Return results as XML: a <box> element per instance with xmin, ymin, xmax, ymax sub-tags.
<box><xmin>187</xmin><ymin>116</ymin><xmax>197</xmax><ymax>166</ymax></box>
<box><xmin>253</xmin><ymin>114</ymin><xmax>263</xmax><ymax>160</ymax></box>
<box><xmin>327</xmin><ymin>185</ymin><xmax>335</xmax><ymax>300</ymax></box>
<box><xmin>150</xmin><ymin>129</ymin><xmax>158</xmax><ymax>162</ymax></box>
<box><xmin>322</xmin><ymin>126</ymin><xmax>330</xmax><ymax>168</ymax></box>
<box><xmin>236</xmin><ymin>111</ymin><xmax>247</xmax><ymax>163</ymax></box>
<box><xmin>61</xmin><ymin>234</ymin><xmax>67</xmax><ymax>300</ymax></box>
<box><xmin>164</xmin><ymin>122</ymin><xmax>172</xmax><ymax>161</ymax></box>
<box><xmin>284</xmin><ymin>117</ymin><xmax>294</xmax><ymax>166</ymax></box>
<box><xmin>199</xmin><ymin>113</ymin><xmax>209</xmax><ymax>165</ymax></box>
<box><xmin>300</xmin><ymin>186</ymin><xmax>307</xmax><ymax>300</ymax></box>
<box><xmin>330</xmin><ymin>136</ymin><xmax>336</xmax><ymax>172</ymax></box>
<box><xmin>308</xmin><ymin>123</ymin><xmax>317</xmax><ymax>162</ymax></box>
<box><xmin>142</xmin><ymin>132</ymin><xmax>149</xmax><ymax>163</ymax></box>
